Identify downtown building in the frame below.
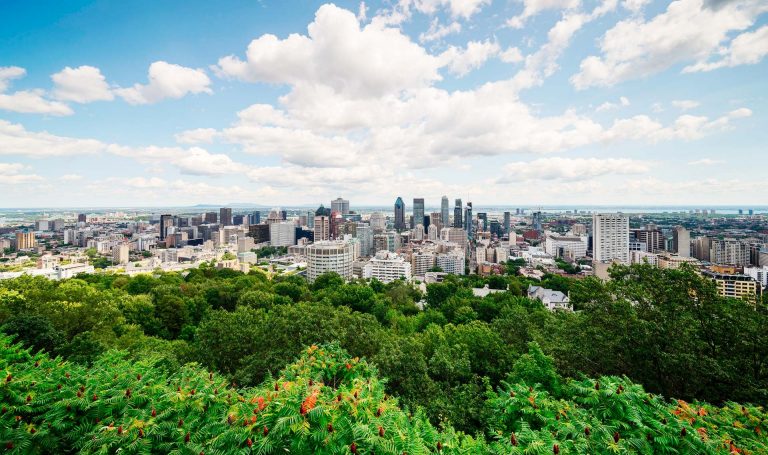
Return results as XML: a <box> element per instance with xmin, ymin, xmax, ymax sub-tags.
<box><xmin>306</xmin><ymin>240</ymin><xmax>357</xmax><ymax>283</ymax></box>
<box><xmin>362</xmin><ymin>251</ymin><xmax>412</xmax><ymax>283</ymax></box>
<box><xmin>592</xmin><ymin>213</ymin><xmax>630</xmax><ymax>265</ymax></box>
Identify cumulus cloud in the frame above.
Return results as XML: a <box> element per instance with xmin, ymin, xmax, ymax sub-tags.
<box><xmin>115</xmin><ymin>61</ymin><xmax>212</xmax><ymax>105</ymax></box>
<box><xmin>0</xmin><ymin>66</ymin><xmax>73</xmax><ymax>116</ymax></box>
<box><xmin>0</xmin><ymin>162</ymin><xmax>42</xmax><ymax>184</ymax></box>
<box><xmin>214</xmin><ymin>4</ymin><xmax>442</xmax><ymax>98</ymax></box>
<box><xmin>174</xmin><ymin>128</ymin><xmax>219</xmax><ymax>144</ymax></box>
<box><xmin>571</xmin><ymin>0</ymin><xmax>768</xmax><ymax>89</ymax></box>
<box><xmin>419</xmin><ymin>19</ymin><xmax>462</xmax><ymax>42</ymax></box>
<box><xmin>0</xmin><ymin>120</ymin><xmax>102</xmax><ymax>156</ymax></box>
<box><xmin>596</xmin><ymin>96</ymin><xmax>630</xmax><ymax>112</ymax></box>
<box><xmin>684</xmin><ymin>24</ymin><xmax>768</xmax><ymax>72</ymax></box>
<box><xmin>107</xmin><ymin>144</ymin><xmax>245</xmax><ymax>176</ymax></box>
<box><xmin>413</xmin><ymin>0</ymin><xmax>492</xmax><ymax>19</ymax></box>
<box><xmin>671</xmin><ymin>100</ymin><xmax>701</xmax><ymax>110</ymax></box>
<box><xmin>440</xmin><ymin>39</ymin><xmax>501</xmax><ymax>76</ymax></box>
<box><xmin>500</xmin><ymin>47</ymin><xmax>524</xmax><ymax>63</ymax></box>
<box><xmin>51</xmin><ymin>65</ymin><xmax>114</xmax><ymax>103</ymax></box>
<box><xmin>507</xmin><ymin>0</ymin><xmax>582</xmax><ymax>28</ymax></box>
<box><xmin>499</xmin><ymin>157</ymin><xmax>650</xmax><ymax>182</ymax></box>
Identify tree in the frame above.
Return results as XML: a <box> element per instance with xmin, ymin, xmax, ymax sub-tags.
<box><xmin>1</xmin><ymin>314</ymin><xmax>63</xmax><ymax>354</ymax></box>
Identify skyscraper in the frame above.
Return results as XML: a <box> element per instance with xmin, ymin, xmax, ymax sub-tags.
<box><xmin>477</xmin><ymin>212</ymin><xmax>488</xmax><ymax>232</ymax></box>
<box><xmin>412</xmin><ymin>198</ymin><xmax>425</xmax><ymax>229</ymax></box>
<box><xmin>219</xmin><ymin>207</ymin><xmax>232</xmax><ymax>226</ymax></box>
<box><xmin>248</xmin><ymin>211</ymin><xmax>261</xmax><ymax>225</ymax></box>
<box><xmin>503</xmin><ymin>212</ymin><xmax>511</xmax><ymax>235</ymax></box>
<box><xmin>464</xmin><ymin>202</ymin><xmax>473</xmax><ymax>237</ymax></box>
<box><xmin>532</xmin><ymin>211</ymin><xmax>543</xmax><ymax>232</ymax></box>
<box><xmin>441</xmin><ymin>196</ymin><xmax>449</xmax><ymax>227</ymax></box>
<box><xmin>204</xmin><ymin>212</ymin><xmax>217</xmax><ymax>224</ymax></box>
<box><xmin>593</xmin><ymin>213</ymin><xmax>629</xmax><ymax>264</ymax></box>
<box><xmin>77</xmin><ymin>213</ymin><xmax>87</xmax><ymax>223</ymax></box>
<box><xmin>453</xmin><ymin>199</ymin><xmax>463</xmax><ymax>228</ymax></box>
<box><xmin>331</xmin><ymin>197</ymin><xmax>350</xmax><ymax>215</ymax></box>
<box><xmin>159</xmin><ymin>214</ymin><xmax>173</xmax><ymax>240</ymax></box>
<box><xmin>672</xmin><ymin>226</ymin><xmax>691</xmax><ymax>257</ymax></box>
<box><xmin>394</xmin><ymin>197</ymin><xmax>406</xmax><ymax>231</ymax></box>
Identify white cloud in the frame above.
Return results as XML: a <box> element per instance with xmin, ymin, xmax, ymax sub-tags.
<box><xmin>115</xmin><ymin>61</ymin><xmax>212</xmax><ymax>105</ymax></box>
<box><xmin>419</xmin><ymin>19</ymin><xmax>462</xmax><ymax>42</ymax></box>
<box><xmin>107</xmin><ymin>144</ymin><xmax>245</xmax><ymax>176</ymax></box>
<box><xmin>0</xmin><ymin>66</ymin><xmax>73</xmax><ymax>116</ymax></box>
<box><xmin>728</xmin><ymin>107</ymin><xmax>752</xmax><ymax>118</ymax></box>
<box><xmin>688</xmin><ymin>158</ymin><xmax>724</xmax><ymax>165</ymax></box>
<box><xmin>0</xmin><ymin>162</ymin><xmax>42</xmax><ymax>184</ymax></box>
<box><xmin>214</xmin><ymin>4</ymin><xmax>442</xmax><ymax>98</ymax></box>
<box><xmin>571</xmin><ymin>0</ymin><xmax>768</xmax><ymax>89</ymax></box>
<box><xmin>440</xmin><ymin>39</ymin><xmax>501</xmax><ymax>76</ymax></box>
<box><xmin>51</xmin><ymin>65</ymin><xmax>114</xmax><ymax>103</ymax></box>
<box><xmin>622</xmin><ymin>0</ymin><xmax>651</xmax><ymax>13</ymax></box>
<box><xmin>0</xmin><ymin>67</ymin><xmax>26</xmax><ymax>92</ymax></box>
<box><xmin>684</xmin><ymin>24</ymin><xmax>768</xmax><ymax>72</ymax></box>
<box><xmin>0</xmin><ymin>120</ymin><xmax>102</xmax><ymax>157</ymax></box>
<box><xmin>596</xmin><ymin>96</ymin><xmax>630</xmax><ymax>111</ymax></box>
<box><xmin>507</xmin><ymin>0</ymin><xmax>581</xmax><ymax>28</ymax></box>
<box><xmin>500</xmin><ymin>47</ymin><xmax>524</xmax><ymax>63</ymax></box>
<box><xmin>358</xmin><ymin>1</ymin><xmax>368</xmax><ymax>21</ymax></box>
<box><xmin>671</xmin><ymin>100</ymin><xmax>700</xmax><ymax>110</ymax></box>
<box><xmin>413</xmin><ymin>0</ymin><xmax>492</xmax><ymax>19</ymax></box>
<box><xmin>174</xmin><ymin>128</ymin><xmax>219</xmax><ymax>144</ymax></box>
<box><xmin>500</xmin><ymin>157</ymin><xmax>650</xmax><ymax>182</ymax></box>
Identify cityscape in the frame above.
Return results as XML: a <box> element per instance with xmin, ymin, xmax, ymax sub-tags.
<box><xmin>2</xmin><ymin>200</ymin><xmax>767</xmax><ymax>301</ymax></box>
<box><xmin>2</xmin><ymin>0</ymin><xmax>768</xmax><ymax>453</ymax></box>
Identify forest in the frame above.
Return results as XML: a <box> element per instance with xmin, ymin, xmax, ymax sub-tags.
<box><xmin>1</xmin><ymin>262</ymin><xmax>768</xmax><ymax>453</ymax></box>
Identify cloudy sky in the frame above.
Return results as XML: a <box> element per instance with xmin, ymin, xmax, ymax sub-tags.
<box><xmin>0</xmin><ymin>0</ymin><xmax>766</xmax><ymax>208</ymax></box>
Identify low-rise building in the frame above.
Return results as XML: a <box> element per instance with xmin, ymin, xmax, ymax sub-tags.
<box><xmin>527</xmin><ymin>285</ymin><xmax>572</xmax><ymax>311</ymax></box>
<box><xmin>362</xmin><ymin>251</ymin><xmax>412</xmax><ymax>283</ymax></box>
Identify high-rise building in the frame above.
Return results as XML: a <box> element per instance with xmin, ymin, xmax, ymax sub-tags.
<box><xmin>477</xmin><ymin>213</ymin><xmax>488</xmax><ymax>232</ymax></box>
<box><xmin>429</xmin><ymin>212</ymin><xmax>441</xmax><ymax>231</ymax></box>
<box><xmin>248</xmin><ymin>211</ymin><xmax>261</xmax><ymax>225</ymax></box>
<box><xmin>331</xmin><ymin>197</ymin><xmax>350</xmax><ymax>215</ymax></box>
<box><xmin>592</xmin><ymin>213</ymin><xmax>630</xmax><ymax>264</ymax></box>
<box><xmin>394</xmin><ymin>197</ymin><xmax>406</xmax><ymax>231</ymax></box>
<box><xmin>634</xmin><ymin>223</ymin><xmax>666</xmax><ymax>253</ymax></box>
<box><xmin>354</xmin><ymin>223</ymin><xmax>373</xmax><ymax>256</ymax></box>
<box><xmin>369</xmin><ymin>212</ymin><xmax>385</xmax><ymax>231</ymax></box>
<box><xmin>710</xmin><ymin>239</ymin><xmax>749</xmax><ymax>266</ymax></box>
<box><xmin>77</xmin><ymin>213</ymin><xmax>87</xmax><ymax>223</ymax></box>
<box><xmin>453</xmin><ymin>199</ymin><xmax>463</xmax><ymax>228</ymax></box>
<box><xmin>306</xmin><ymin>241</ymin><xmax>356</xmax><ymax>283</ymax></box>
<box><xmin>159</xmin><ymin>214</ymin><xmax>173</xmax><ymax>240</ymax></box>
<box><xmin>363</xmin><ymin>251</ymin><xmax>412</xmax><ymax>283</ymax></box>
<box><xmin>412</xmin><ymin>198</ymin><xmax>425</xmax><ymax>229</ymax></box>
<box><xmin>35</xmin><ymin>220</ymin><xmax>49</xmax><ymax>231</ymax></box>
<box><xmin>503</xmin><ymin>212</ymin><xmax>511</xmax><ymax>235</ymax></box>
<box><xmin>233</xmin><ymin>215</ymin><xmax>245</xmax><ymax>225</ymax></box>
<box><xmin>269</xmin><ymin>221</ymin><xmax>296</xmax><ymax>247</ymax></box>
<box><xmin>112</xmin><ymin>244</ymin><xmax>129</xmax><ymax>265</ymax></box>
<box><xmin>306</xmin><ymin>211</ymin><xmax>315</xmax><ymax>229</ymax></box>
<box><xmin>204</xmin><ymin>212</ymin><xmax>218</xmax><ymax>224</ymax></box>
<box><xmin>672</xmin><ymin>226</ymin><xmax>690</xmax><ymax>257</ymax></box>
<box><xmin>532</xmin><ymin>211</ymin><xmax>543</xmax><ymax>232</ymax></box>
<box><xmin>15</xmin><ymin>231</ymin><xmax>36</xmax><ymax>250</ymax></box>
<box><xmin>692</xmin><ymin>237</ymin><xmax>712</xmax><ymax>262</ymax></box>
<box><xmin>314</xmin><ymin>216</ymin><xmax>330</xmax><ymax>241</ymax></box>
<box><xmin>464</xmin><ymin>202</ymin><xmax>473</xmax><ymax>237</ymax></box>
<box><xmin>219</xmin><ymin>207</ymin><xmax>233</xmax><ymax>226</ymax></box>
<box><xmin>441</xmin><ymin>196</ymin><xmax>449</xmax><ymax>227</ymax></box>
<box><xmin>248</xmin><ymin>224</ymin><xmax>270</xmax><ymax>244</ymax></box>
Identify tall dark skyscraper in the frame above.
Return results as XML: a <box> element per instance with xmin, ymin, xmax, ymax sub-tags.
<box><xmin>532</xmin><ymin>211</ymin><xmax>543</xmax><ymax>232</ymax></box>
<box><xmin>477</xmin><ymin>212</ymin><xmax>488</xmax><ymax>232</ymax></box>
<box><xmin>394</xmin><ymin>197</ymin><xmax>406</xmax><ymax>231</ymax></box>
<box><xmin>204</xmin><ymin>211</ymin><xmax>217</xmax><ymax>224</ymax></box>
<box><xmin>248</xmin><ymin>211</ymin><xmax>261</xmax><ymax>225</ymax></box>
<box><xmin>464</xmin><ymin>202</ymin><xmax>473</xmax><ymax>237</ymax></box>
<box><xmin>503</xmin><ymin>212</ymin><xmax>511</xmax><ymax>235</ymax></box>
<box><xmin>453</xmin><ymin>199</ymin><xmax>463</xmax><ymax>228</ymax></box>
<box><xmin>159</xmin><ymin>214</ymin><xmax>173</xmax><ymax>240</ymax></box>
<box><xmin>412</xmin><ymin>198</ymin><xmax>425</xmax><ymax>229</ymax></box>
<box><xmin>219</xmin><ymin>207</ymin><xmax>232</xmax><ymax>226</ymax></box>
<box><xmin>77</xmin><ymin>213</ymin><xmax>87</xmax><ymax>223</ymax></box>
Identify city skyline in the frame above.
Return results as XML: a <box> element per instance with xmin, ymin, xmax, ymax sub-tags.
<box><xmin>1</xmin><ymin>0</ymin><xmax>767</xmax><ymax>207</ymax></box>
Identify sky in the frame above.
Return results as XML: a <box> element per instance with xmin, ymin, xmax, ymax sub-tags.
<box><xmin>0</xmin><ymin>0</ymin><xmax>766</xmax><ymax>208</ymax></box>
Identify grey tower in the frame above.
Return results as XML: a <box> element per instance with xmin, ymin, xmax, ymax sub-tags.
<box><xmin>412</xmin><ymin>198</ymin><xmax>425</xmax><ymax>229</ymax></box>
<box><xmin>441</xmin><ymin>196</ymin><xmax>449</xmax><ymax>227</ymax></box>
<box><xmin>453</xmin><ymin>199</ymin><xmax>463</xmax><ymax>228</ymax></box>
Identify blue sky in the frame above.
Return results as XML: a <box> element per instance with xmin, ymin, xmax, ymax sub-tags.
<box><xmin>0</xmin><ymin>0</ymin><xmax>766</xmax><ymax>207</ymax></box>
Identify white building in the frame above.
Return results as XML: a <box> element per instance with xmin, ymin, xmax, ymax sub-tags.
<box><xmin>593</xmin><ymin>213</ymin><xmax>629</xmax><ymax>264</ymax></box>
<box><xmin>306</xmin><ymin>240</ymin><xmax>356</xmax><ymax>283</ymax></box>
<box><xmin>427</xmin><ymin>224</ymin><xmax>439</xmax><ymax>241</ymax></box>
<box><xmin>369</xmin><ymin>212</ymin><xmax>386</xmax><ymax>231</ymax></box>
<box><xmin>544</xmin><ymin>235</ymin><xmax>588</xmax><ymax>259</ymax></box>
<box><xmin>436</xmin><ymin>250</ymin><xmax>465</xmax><ymax>275</ymax></box>
<box><xmin>440</xmin><ymin>227</ymin><xmax>467</xmax><ymax>249</ymax></box>
<box><xmin>269</xmin><ymin>222</ymin><xmax>296</xmax><ymax>247</ymax></box>
<box><xmin>112</xmin><ymin>244</ymin><xmax>130</xmax><ymax>265</ymax></box>
<box><xmin>527</xmin><ymin>285</ymin><xmax>572</xmax><ymax>311</ymax></box>
<box><xmin>363</xmin><ymin>251</ymin><xmax>412</xmax><ymax>283</ymax></box>
<box><xmin>745</xmin><ymin>266</ymin><xmax>768</xmax><ymax>288</ymax></box>
<box><xmin>411</xmin><ymin>251</ymin><xmax>436</xmax><ymax>276</ymax></box>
